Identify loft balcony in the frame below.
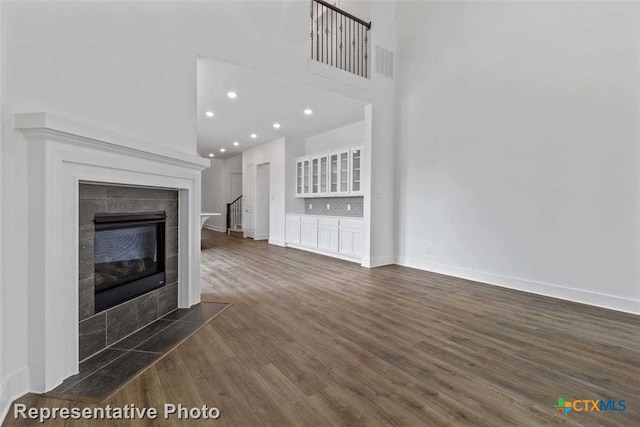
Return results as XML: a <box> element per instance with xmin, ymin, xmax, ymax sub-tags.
<box><xmin>309</xmin><ymin>0</ymin><xmax>371</xmax><ymax>79</ymax></box>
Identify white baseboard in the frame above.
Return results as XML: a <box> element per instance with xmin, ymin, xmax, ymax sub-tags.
<box><xmin>1</xmin><ymin>367</ymin><xmax>29</xmax><ymax>424</ymax></box>
<box><xmin>268</xmin><ymin>238</ymin><xmax>286</xmax><ymax>247</ymax></box>
<box><xmin>203</xmin><ymin>224</ymin><xmax>226</xmax><ymax>233</ymax></box>
<box><xmin>254</xmin><ymin>234</ymin><xmax>269</xmax><ymax>241</ymax></box>
<box><xmin>362</xmin><ymin>255</ymin><xmax>395</xmax><ymax>268</ymax></box>
<box><xmin>286</xmin><ymin>243</ymin><xmax>362</xmax><ymax>264</ymax></box>
<box><xmin>396</xmin><ymin>256</ymin><xmax>640</xmax><ymax>315</ymax></box>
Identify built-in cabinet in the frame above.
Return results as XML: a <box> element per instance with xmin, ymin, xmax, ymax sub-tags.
<box><xmin>338</xmin><ymin>218</ymin><xmax>364</xmax><ymax>258</ymax></box>
<box><xmin>318</xmin><ymin>217</ymin><xmax>339</xmax><ymax>253</ymax></box>
<box><xmin>350</xmin><ymin>148</ymin><xmax>363</xmax><ymax>195</ymax></box>
<box><xmin>285</xmin><ymin>215</ymin><xmax>301</xmax><ymax>245</ymax></box>
<box><xmin>285</xmin><ymin>214</ymin><xmax>363</xmax><ymax>261</ymax></box>
<box><xmin>303</xmin><ymin>158</ymin><xmax>310</xmax><ymax>195</ymax></box>
<box><xmin>300</xmin><ymin>216</ymin><xmax>319</xmax><ymax>248</ymax></box>
<box><xmin>296</xmin><ymin>146</ymin><xmax>364</xmax><ymax>198</ymax></box>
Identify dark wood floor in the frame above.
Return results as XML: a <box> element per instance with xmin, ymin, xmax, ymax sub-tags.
<box><xmin>5</xmin><ymin>230</ymin><xmax>640</xmax><ymax>426</ymax></box>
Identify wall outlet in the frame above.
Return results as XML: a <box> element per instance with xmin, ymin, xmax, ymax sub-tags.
<box><xmin>326</xmin><ymin>204</ymin><xmax>330</xmax><ymax>210</ymax></box>
<box><xmin>347</xmin><ymin>204</ymin><xmax>351</xmax><ymax>211</ymax></box>
<box><xmin>309</xmin><ymin>203</ymin><xmax>312</xmax><ymax>209</ymax></box>
<box><xmin>425</xmin><ymin>245</ymin><xmax>432</xmax><ymax>255</ymax></box>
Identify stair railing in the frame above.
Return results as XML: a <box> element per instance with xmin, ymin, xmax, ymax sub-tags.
<box><xmin>310</xmin><ymin>0</ymin><xmax>371</xmax><ymax>78</ymax></box>
<box><xmin>226</xmin><ymin>195</ymin><xmax>242</xmax><ymax>234</ymax></box>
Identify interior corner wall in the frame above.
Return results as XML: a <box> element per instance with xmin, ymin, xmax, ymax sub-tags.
<box><xmin>242</xmin><ymin>137</ymin><xmax>286</xmax><ymax>246</ymax></box>
<box><xmin>365</xmin><ymin>0</ymin><xmax>396</xmax><ymax>267</ymax></box>
<box><xmin>394</xmin><ymin>1</ymin><xmax>640</xmax><ymax>314</ymax></box>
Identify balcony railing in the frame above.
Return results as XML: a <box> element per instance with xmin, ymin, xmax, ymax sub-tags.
<box><xmin>310</xmin><ymin>0</ymin><xmax>371</xmax><ymax>78</ymax></box>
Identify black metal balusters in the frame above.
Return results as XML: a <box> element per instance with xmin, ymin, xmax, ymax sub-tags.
<box><xmin>309</xmin><ymin>0</ymin><xmax>371</xmax><ymax>78</ymax></box>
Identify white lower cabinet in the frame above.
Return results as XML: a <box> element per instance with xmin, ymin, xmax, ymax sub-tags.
<box><xmin>339</xmin><ymin>228</ymin><xmax>363</xmax><ymax>258</ymax></box>
<box><xmin>300</xmin><ymin>216</ymin><xmax>318</xmax><ymax>248</ymax></box>
<box><xmin>318</xmin><ymin>218</ymin><xmax>339</xmax><ymax>253</ymax></box>
<box><xmin>338</xmin><ymin>218</ymin><xmax>363</xmax><ymax>258</ymax></box>
<box><xmin>285</xmin><ymin>214</ymin><xmax>363</xmax><ymax>262</ymax></box>
<box><xmin>285</xmin><ymin>215</ymin><xmax>301</xmax><ymax>245</ymax></box>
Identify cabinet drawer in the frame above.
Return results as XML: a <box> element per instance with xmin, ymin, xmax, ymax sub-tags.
<box><xmin>339</xmin><ymin>218</ymin><xmax>363</xmax><ymax>229</ymax></box>
<box><xmin>301</xmin><ymin>216</ymin><xmax>318</xmax><ymax>225</ymax></box>
<box><xmin>286</xmin><ymin>215</ymin><xmax>301</xmax><ymax>223</ymax></box>
<box><xmin>318</xmin><ymin>217</ymin><xmax>339</xmax><ymax>227</ymax></box>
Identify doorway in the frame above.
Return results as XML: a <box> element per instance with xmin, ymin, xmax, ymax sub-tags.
<box><xmin>255</xmin><ymin>163</ymin><xmax>270</xmax><ymax>240</ymax></box>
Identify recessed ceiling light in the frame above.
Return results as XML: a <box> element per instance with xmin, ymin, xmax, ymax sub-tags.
<box><xmin>205</xmin><ymin>111</ymin><xmax>214</xmax><ymax>118</ymax></box>
<box><xmin>250</xmin><ymin>133</ymin><xmax>257</xmax><ymax>139</ymax></box>
<box><xmin>233</xmin><ymin>141</ymin><xmax>239</xmax><ymax>146</ymax></box>
<box><xmin>273</xmin><ymin>123</ymin><xmax>281</xmax><ymax>129</ymax></box>
<box><xmin>304</xmin><ymin>109</ymin><xmax>313</xmax><ymax>115</ymax></box>
<box><xmin>227</xmin><ymin>91</ymin><xmax>237</xmax><ymax>99</ymax></box>
<box><xmin>220</xmin><ymin>148</ymin><xmax>226</xmax><ymax>152</ymax></box>
<box><xmin>208</xmin><ymin>153</ymin><xmax>214</xmax><ymax>158</ymax></box>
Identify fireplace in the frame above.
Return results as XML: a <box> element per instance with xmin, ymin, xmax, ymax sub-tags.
<box><xmin>94</xmin><ymin>211</ymin><xmax>167</xmax><ymax>312</ymax></box>
<box><xmin>15</xmin><ymin>112</ymin><xmax>209</xmax><ymax>392</ymax></box>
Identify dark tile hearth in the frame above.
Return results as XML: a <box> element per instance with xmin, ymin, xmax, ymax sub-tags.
<box><xmin>109</xmin><ymin>318</ymin><xmax>175</xmax><ymax>350</ymax></box>
<box><xmin>52</xmin><ymin>302</ymin><xmax>230</xmax><ymax>400</ymax></box>
<box><xmin>134</xmin><ymin>320</ymin><xmax>203</xmax><ymax>354</ymax></box>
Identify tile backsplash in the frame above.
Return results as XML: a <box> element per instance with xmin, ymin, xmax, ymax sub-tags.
<box><xmin>304</xmin><ymin>196</ymin><xmax>363</xmax><ymax>217</ymax></box>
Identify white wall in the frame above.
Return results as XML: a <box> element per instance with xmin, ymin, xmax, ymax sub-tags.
<box><xmin>337</xmin><ymin>0</ymin><xmax>372</xmax><ymax>25</ymax></box>
<box><xmin>224</xmin><ymin>155</ymin><xmax>243</xmax><ymax>200</ymax></box>
<box><xmin>201</xmin><ymin>154</ymin><xmax>242</xmax><ymax>231</ymax></box>
<box><xmin>201</xmin><ymin>159</ymin><xmax>226</xmax><ymax>231</ymax></box>
<box><xmin>395</xmin><ymin>1</ymin><xmax>640</xmax><ymax>314</ymax></box>
<box><xmin>305</xmin><ymin>120</ymin><xmax>364</xmax><ymax>154</ymax></box>
<box><xmin>242</xmin><ymin>137</ymin><xmax>286</xmax><ymax>246</ymax></box>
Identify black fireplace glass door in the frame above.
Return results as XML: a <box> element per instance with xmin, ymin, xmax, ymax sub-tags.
<box><xmin>94</xmin><ymin>223</ymin><xmax>163</xmax><ymax>293</ymax></box>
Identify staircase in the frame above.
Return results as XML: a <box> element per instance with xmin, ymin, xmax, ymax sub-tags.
<box><xmin>226</xmin><ymin>195</ymin><xmax>243</xmax><ymax>237</ymax></box>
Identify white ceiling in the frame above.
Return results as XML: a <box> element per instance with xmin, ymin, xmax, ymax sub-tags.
<box><xmin>197</xmin><ymin>59</ymin><xmax>367</xmax><ymax>159</ymax></box>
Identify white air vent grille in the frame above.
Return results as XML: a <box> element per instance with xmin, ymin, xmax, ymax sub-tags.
<box><xmin>374</xmin><ymin>45</ymin><xmax>394</xmax><ymax>78</ymax></box>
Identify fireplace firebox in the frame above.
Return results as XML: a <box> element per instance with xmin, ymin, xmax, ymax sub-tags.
<box><xmin>94</xmin><ymin>211</ymin><xmax>167</xmax><ymax>312</ymax></box>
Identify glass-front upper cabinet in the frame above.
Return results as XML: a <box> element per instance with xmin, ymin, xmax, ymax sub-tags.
<box><xmin>320</xmin><ymin>156</ymin><xmax>328</xmax><ymax>194</ymax></box>
<box><xmin>311</xmin><ymin>157</ymin><xmax>320</xmax><ymax>194</ymax></box>
<box><xmin>303</xmin><ymin>158</ymin><xmax>311</xmax><ymax>195</ymax></box>
<box><xmin>350</xmin><ymin>147</ymin><xmax>363</xmax><ymax>195</ymax></box>
<box><xmin>339</xmin><ymin>150</ymin><xmax>349</xmax><ymax>193</ymax></box>
<box><xmin>296</xmin><ymin>160</ymin><xmax>304</xmax><ymax>196</ymax></box>
<box><xmin>297</xmin><ymin>148</ymin><xmax>362</xmax><ymax>198</ymax></box>
<box><xmin>329</xmin><ymin>150</ymin><xmax>350</xmax><ymax>195</ymax></box>
<box><xmin>329</xmin><ymin>153</ymin><xmax>339</xmax><ymax>194</ymax></box>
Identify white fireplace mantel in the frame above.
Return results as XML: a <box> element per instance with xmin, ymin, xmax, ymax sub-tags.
<box><xmin>15</xmin><ymin>112</ymin><xmax>210</xmax><ymax>392</ymax></box>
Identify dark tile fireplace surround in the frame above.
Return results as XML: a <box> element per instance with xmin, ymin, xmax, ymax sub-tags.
<box><xmin>78</xmin><ymin>184</ymin><xmax>179</xmax><ymax>361</ymax></box>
